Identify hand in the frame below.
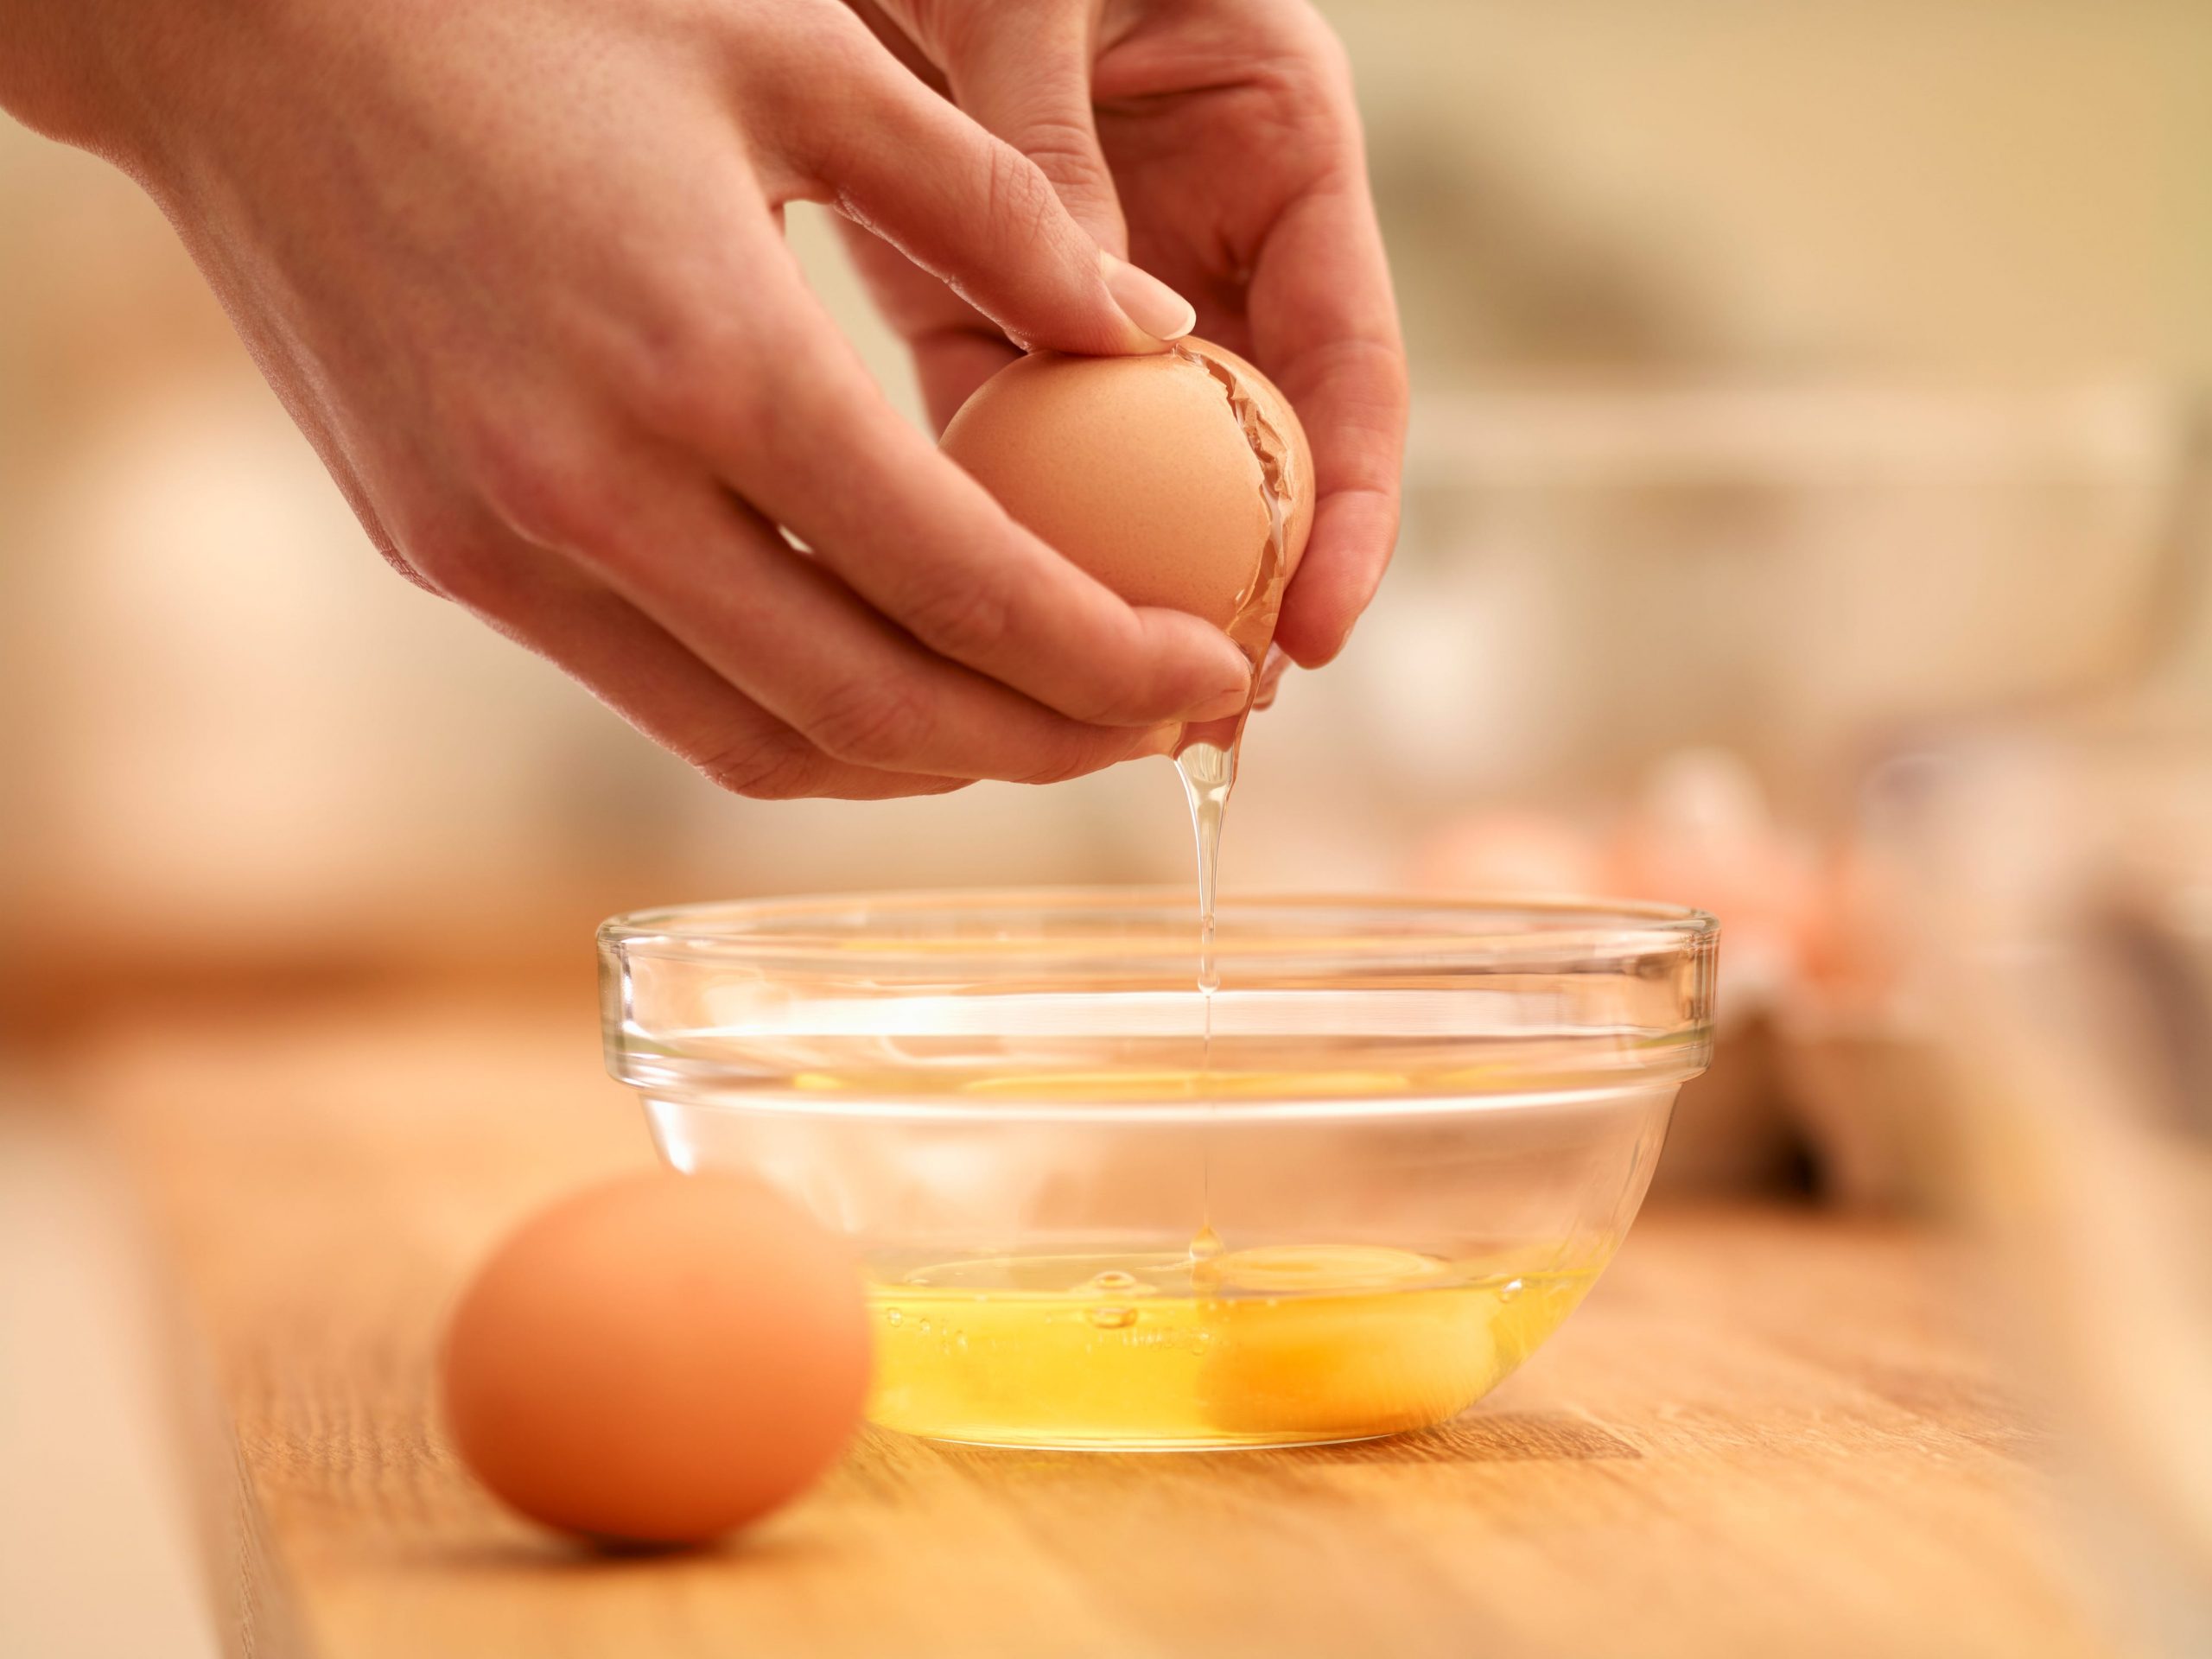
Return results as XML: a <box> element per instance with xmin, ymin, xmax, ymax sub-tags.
<box><xmin>844</xmin><ymin>0</ymin><xmax>1408</xmax><ymax>668</ymax></box>
<box><xmin>2</xmin><ymin>0</ymin><xmax>1257</xmax><ymax>798</ymax></box>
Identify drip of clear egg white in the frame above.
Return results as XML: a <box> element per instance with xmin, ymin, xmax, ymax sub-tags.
<box><xmin>933</xmin><ymin>338</ymin><xmax>1308</xmax><ymax>1277</ymax></box>
<box><xmin>1178</xmin><ymin>738</ymin><xmax>1235</xmax><ymax>1255</ymax></box>
<box><xmin>1169</xmin><ymin>340</ymin><xmax>1299</xmax><ymax>1263</ymax></box>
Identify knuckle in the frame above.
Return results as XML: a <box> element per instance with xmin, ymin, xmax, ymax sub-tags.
<box><xmin>464</xmin><ymin>425</ymin><xmax>617</xmax><ymax>554</ymax></box>
<box><xmin>1014</xmin><ymin>736</ymin><xmax>1114</xmax><ymax>788</ymax></box>
<box><xmin>754</xmin><ymin>15</ymin><xmax>880</xmax><ymax>128</ymax></box>
<box><xmin>388</xmin><ymin>505</ymin><xmax>509</xmax><ymax>610</ymax></box>
<box><xmin>805</xmin><ymin>672</ymin><xmax>933</xmax><ymax>766</ymax></box>
<box><xmin>694</xmin><ymin>731</ymin><xmax>826</xmax><ymax>801</ymax></box>
<box><xmin>612</xmin><ymin>299</ymin><xmax>776</xmax><ymax>453</ymax></box>
<box><xmin>982</xmin><ymin>142</ymin><xmax>1059</xmax><ymax>245</ymax></box>
<box><xmin>899</xmin><ymin>569</ymin><xmax>1015</xmax><ymax>665</ymax></box>
<box><xmin>739</xmin><ymin>20</ymin><xmax>890</xmax><ymax>200</ymax></box>
<box><xmin>1009</xmin><ymin>113</ymin><xmax>1103</xmax><ymax>189</ymax></box>
<box><xmin>415</xmin><ymin>546</ymin><xmax>503</xmax><ymax>611</ymax></box>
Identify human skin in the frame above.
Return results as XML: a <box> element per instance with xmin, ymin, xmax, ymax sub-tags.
<box><xmin>2</xmin><ymin>0</ymin><xmax>1404</xmax><ymax>798</ymax></box>
<box><xmin>848</xmin><ymin>0</ymin><xmax>1407</xmax><ymax>671</ymax></box>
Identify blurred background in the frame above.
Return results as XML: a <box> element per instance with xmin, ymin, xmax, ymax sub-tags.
<box><xmin>4</xmin><ymin>0</ymin><xmax>2209</xmax><ymax>1183</ymax></box>
<box><xmin>5</xmin><ymin>3</ymin><xmax>2210</xmax><ymax>1650</ymax></box>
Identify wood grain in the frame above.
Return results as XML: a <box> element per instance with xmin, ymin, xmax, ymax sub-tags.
<box><xmin>65</xmin><ymin>998</ymin><xmax>2114</xmax><ymax>1659</ymax></box>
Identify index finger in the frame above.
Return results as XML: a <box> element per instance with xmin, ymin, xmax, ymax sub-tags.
<box><xmin>668</xmin><ymin>247</ymin><xmax>1251</xmax><ymax>729</ymax></box>
<box><xmin>1246</xmin><ymin>165</ymin><xmax>1408</xmax><ymax>669</ymax></box>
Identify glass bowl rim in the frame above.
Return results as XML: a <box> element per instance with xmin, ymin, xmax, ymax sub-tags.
<box><xmin>598</xmin><ymin>886</ymin><xmax>1719</xmax><ymax>972</ymax></box>
<box><xmin>601</xmin><ymin>888</ymin><xmax>1717</xmax><ymax>1117</ymax></box>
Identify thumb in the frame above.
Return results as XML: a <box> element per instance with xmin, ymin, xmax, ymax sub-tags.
<box><xmin>819</xmin><ymin>55</ymin><xmax>1192</xmax><ymax>357</ymax></box>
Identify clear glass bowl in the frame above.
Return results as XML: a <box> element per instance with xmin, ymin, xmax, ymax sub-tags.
<box><xmin>600</xmin><ymin>890</ymin><xmax>1717</xmax><ymax>1450</ymax></box>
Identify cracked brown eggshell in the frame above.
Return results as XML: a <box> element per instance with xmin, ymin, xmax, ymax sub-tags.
<box><xmin>940</xmin><ymin>340</ymin><xmax>1313</xmax><ymax>632</ymax></box>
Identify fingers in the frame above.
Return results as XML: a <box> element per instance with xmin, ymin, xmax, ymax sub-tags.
<box><xmin>426</xmin><ymin>540</ymin><xmax>973</xmax><ymax>801</ymax></box>
<box><xmin>650</xmin><ymin>246</ymin><xmax>1254</xmax><ymax>731</ymax></box>
<box><xmin>832</xmin><ymin>216</ymin><xmax>1020</xmax><ymax>429</ymax></box>
<box><xmin>832</xmin><ymin>3</ymin><xmax>1154</xmax><ymax>425</ymax></box>
<box><xmin>830</xmin><ymin>0</ymin><xmax>1401</xmax><ymax>673</ymax></box>
<box><xmin>561</xmin><ymin>457</ymin><xmax>1195</xmax><ymax>785</ymax></box>
<box><xmin>1244</xmin><ymin>168</ymin><xmax>1409</xmax><ymax>668</ymax></box>
<box><xmin>780</xmin><ymin>34</ymin><xmax>1190</xmax><ymax>356</ymax></box>
<box><xmin>929</xmin><ymin>2</ymin><xmax>1127</xmax><ymax>253</ymax></box>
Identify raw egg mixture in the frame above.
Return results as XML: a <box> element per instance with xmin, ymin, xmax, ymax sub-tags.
<box><xmin>867</xmin><ymin>1243</ymin><xmax>1599</xmax><ymax>1449</ymax></box>
<box><xmin>904</xmin><ymin>340</ymin><xmax>1588</xmax><ymax>1447</ymax></box>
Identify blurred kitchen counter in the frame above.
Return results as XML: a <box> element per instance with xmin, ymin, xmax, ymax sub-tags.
<box><xmin>48</xmin><ymin>997</ymin><xmax>2110</xmax><ymax>1659</ymax></box>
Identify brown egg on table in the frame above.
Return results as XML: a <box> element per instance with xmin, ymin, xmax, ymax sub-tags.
<box><xmin>440</xmin><ymin>1171</ymin><xmax>869</xmax><ymax>1548</ymax></box>
<box><xmin>941</xmin><ymin>340</ymin><xmax>1315</xmax><ymax>657</ymax></box>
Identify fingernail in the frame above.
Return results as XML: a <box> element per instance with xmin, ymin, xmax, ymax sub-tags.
<box><xmin>1100</xmin><ymin>251</ymin><xmax>1195</xmax><ymax>343</ymax></box>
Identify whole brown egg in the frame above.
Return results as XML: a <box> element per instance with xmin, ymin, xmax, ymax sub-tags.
<box><xmin>440</xmin><ymin>1171</ymin><xmax>869</xmax><ymax>1548</ymax></box>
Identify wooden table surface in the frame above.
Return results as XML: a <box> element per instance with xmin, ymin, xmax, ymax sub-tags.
<box><xmin>60</xmin><ymin>998</ymin><xmax>2113</xmax><ymax>1659</ymax></box>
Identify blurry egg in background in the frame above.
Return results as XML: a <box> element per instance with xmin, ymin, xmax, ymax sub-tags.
<box><xmin>1407</xmin><ymin>749</ymin><xmax>1924</xmax><ymax>1201</ymax></box>
<box><xmin>942</xmin><ymin>340</ymin><xmax>1314</xmax><ymax>658</ymax></box>
<box><xmin>1412</xmin><ymin>750</ymin><xmax>1825</xmax><ymax>1016</ymax></box>
<box><xmin>441</xmin><ymin>1172</ymin><xmax>869</xmax><ymax>1548</ymax></box>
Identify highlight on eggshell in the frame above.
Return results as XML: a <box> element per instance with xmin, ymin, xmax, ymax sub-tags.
<box><xmin>439</xmin><ymin>1170</ymin><xmax>870</xmax><ymax>1548</ymax></box>
<box><xmin>940</xmin><ymin>340</ymin><xmax>1315</xmax><ymax>650</ymax></box>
